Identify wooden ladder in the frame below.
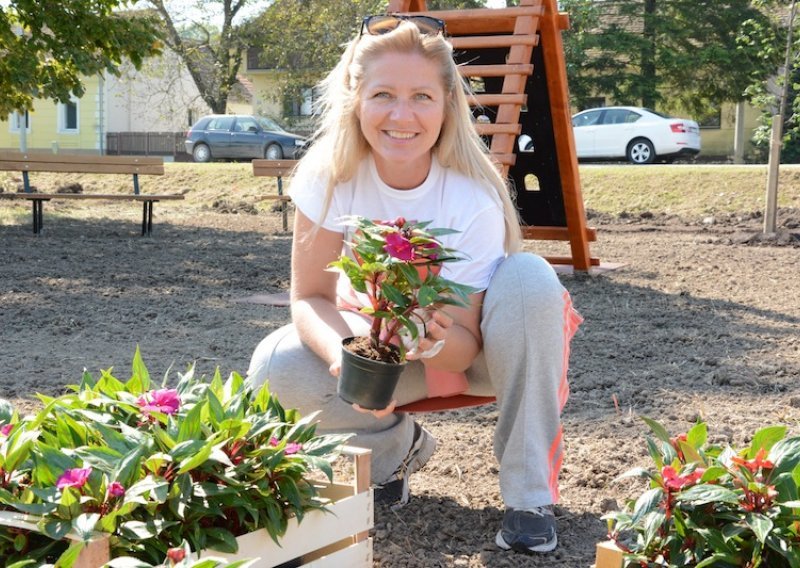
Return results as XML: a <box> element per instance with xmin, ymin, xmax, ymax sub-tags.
<box><xmin>388</xmin><ymin>0</ymin><xmax>598</xmax><ymax>271</ymax></box>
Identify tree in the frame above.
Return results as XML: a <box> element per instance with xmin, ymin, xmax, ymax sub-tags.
<box><xmin>0</xmin><ymin>0</ymin><xmax>161</xmax><ymax>119</ymax></box>
<box><xmin>137</xmin><ymin>0</ymin><xmax>264</xmax><ymax>114</ymax></box>
<box><xmin>559</xmin><ymin>0</ymin><xmax>779</xmax><ymax>117</ymax></box>
<box><xmin>246</xmin><ymin>0</ymin><xmax>486</xmax><ymax>124</ymax></box>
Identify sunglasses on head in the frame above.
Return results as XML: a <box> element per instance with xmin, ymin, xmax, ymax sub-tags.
<box><xmin>360</xmin><ymin>14</ymin><xmax>447</xmax><ymax>37</ymax></box>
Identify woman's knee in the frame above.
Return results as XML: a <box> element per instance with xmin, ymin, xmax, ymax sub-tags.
<box><xmin>487</xmin><ymin>253</ymin><xmax>564</xmax><ymax>308</ymax></box>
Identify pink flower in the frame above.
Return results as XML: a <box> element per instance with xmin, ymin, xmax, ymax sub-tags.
<box><xmin>57</xmin><ymin>467</ymin><xmax>92</xmax><ymax>490</ymax></box>
<box><xmin>137</xmin><ymin>389</ymin><xmax>180</xmax><ymax>416</ymax></box>
<box><xmin>167</xmin><ymin>548</ymin><xmax>186</xmax><ymax>563</ymax></box>
<box><xmin>662</xmin><ymin>465</ymin><xmax>704</xmax><ymax>491</ymax></box>
<box><xmin>107</xmin><ymin>481</ymin><xmax>126</xmax><ymax>498</ymax></box>
<box><xmin>384</xmin><ymin>232</ymin><xmax>415</xmax><ymax>261</ymax></box>
<box><xmin>270</xmin><ymin>437</ymin><xmax>302</xmax><ymax>455</ymax></box>
<box><xmin>0</xmin><ymin>424</ymin><xmax>13</xmax><ymax>436</ymax></box>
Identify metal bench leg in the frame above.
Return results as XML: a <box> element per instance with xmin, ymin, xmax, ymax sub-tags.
<box><xmin>141</xmin><ymin>201</ymin><xmax>155</xmax><ymax>236</ymax></box>
<box><xmin>32</xmin><ymin>199</ymin><xmax>44</xmax><ymax>234</ymax></box>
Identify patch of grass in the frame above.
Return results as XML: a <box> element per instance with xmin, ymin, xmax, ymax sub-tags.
<box><xmin>3</xmin><ymin>163</ymin><xmax>798</xmax><ymax>218</ymax></box>
<box><xmin>579</xmin><ymin>165</ymin><xmax>800</xmax><ymax>216</ymax></box>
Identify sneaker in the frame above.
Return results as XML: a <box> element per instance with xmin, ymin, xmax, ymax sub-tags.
<box><xmin>495</xmin><ymin>506</ymin><xmax>558</xmax><ymax>553</ymax></box>
<box><xmin>374</xmin><ymin>422</ymin><xmax>436</xmax><ymax>509</ymax></box>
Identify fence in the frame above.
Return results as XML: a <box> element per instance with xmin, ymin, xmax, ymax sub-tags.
<box><xmin>106</xmin><ymin>132</ymin><xmax>190</xmax><ymax>160</ymax></box>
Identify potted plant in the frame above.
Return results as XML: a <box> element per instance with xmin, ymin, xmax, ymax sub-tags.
<box><xmin>0</xmin><ymin>349</ymin><xmax>353</xmax><ymax>567</ymax></box>
<box><xmin>600</xmin><ymin>417</ymin><xmax>800</xmax><ymax>568</ymax></box>
<box><xmin>327</xmin><ymin>215</ymin><xmax>476</xmax><ymax>410</ymax></box>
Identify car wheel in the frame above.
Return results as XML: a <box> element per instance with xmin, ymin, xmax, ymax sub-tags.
<box><xmin>192</xmin><ymin>144</ymin><xmax>211</xmax><ymax>163</ymax></box>
<box><xmin>265</xmin><ymin>144</ymin><xmax>283</xmax><ymax>160</ymax></box>
<box><xmin>626</xmin><ymin>138</ymin><xmax>655</xmax><ymax>164</ymax></box>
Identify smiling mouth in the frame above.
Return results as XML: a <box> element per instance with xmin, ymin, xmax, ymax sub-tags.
<box><xmin>385</xmin><ymin>130</ymin><xmax>417</xmax><ymax>140</ymax></box>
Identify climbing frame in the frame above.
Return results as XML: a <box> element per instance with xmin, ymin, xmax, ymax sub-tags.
<box><xmin>388</xmin><ymin>0</ymin><xmax>598</xmax><ymax>271</ymax></box>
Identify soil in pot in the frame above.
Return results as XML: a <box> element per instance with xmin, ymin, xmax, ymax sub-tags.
<box><xmin>343</xmin><ymin>336</ymin><xmax>402</xmax><ymax>364</ymax></box>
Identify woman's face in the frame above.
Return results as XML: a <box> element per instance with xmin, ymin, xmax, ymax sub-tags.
<box><xmin>357</xmin><ymin>51</ymin><xmax>447</xmax><ymax>188</ymax></box>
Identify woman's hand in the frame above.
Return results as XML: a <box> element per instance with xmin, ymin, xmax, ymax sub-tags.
<box><xmin>406</xmin><ymin>309</ymin><xmax>453</xmax><ymax>360</ymax></box>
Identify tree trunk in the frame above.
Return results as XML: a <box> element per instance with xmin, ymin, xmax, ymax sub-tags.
<box><xmin>641</xmin><ymin>0</ymin><xmax>658</xmax><ymax>108</ymax></box>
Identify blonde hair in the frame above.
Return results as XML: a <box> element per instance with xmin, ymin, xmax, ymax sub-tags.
<box><xmin>298</xmin><ymin>21</ymin><xmax>521</xmax><ymax>253</ymax></box>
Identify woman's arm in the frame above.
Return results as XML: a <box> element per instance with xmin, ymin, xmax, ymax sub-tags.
<box><xmin>290</xmin><ymin>211</ymin><xmax>350</xmax><ymax>375</ymax></box>
<box><xmin>407</xmin><ymin>291</ymin><xmax>484</xmax><ymax>373</ymax></box>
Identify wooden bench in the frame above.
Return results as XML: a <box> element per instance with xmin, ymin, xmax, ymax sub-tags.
<box><xmin>0</xmin><ymin>152</ymin><xmax>184</xmax><ymax>236</ymax></box>
<box><xmin>252</xmin><ymin>159</ymin><xmax>297</xmax><ymax>231</ymax></box>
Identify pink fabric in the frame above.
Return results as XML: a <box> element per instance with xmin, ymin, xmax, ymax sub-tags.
<box><xmin>424</xmin><ymin>367</ymin><xmax>469</xmax><ymax>398</ymax></box>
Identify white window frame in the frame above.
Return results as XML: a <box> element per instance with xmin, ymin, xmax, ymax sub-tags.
<box><xmin>58</xmin><ymin>98</ymin><xmax>79</xmax><ymax>133</ymax></box>
<box><xmin>9</xmin><ymin>110</ymin><xmax>30</xmax><ymax>133</ymax></box>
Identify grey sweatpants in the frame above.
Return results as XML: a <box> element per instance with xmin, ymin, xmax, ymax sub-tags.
<box><xmin>246</xmin><ymin>253</ymin><xmax>581</xmax><ymax>509</ymax></box>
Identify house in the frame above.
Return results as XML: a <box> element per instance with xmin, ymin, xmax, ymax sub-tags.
<box><xmin>0</xmin><ymin>48</ymin><xmax>213</xmax><ymax>156</ymax></box>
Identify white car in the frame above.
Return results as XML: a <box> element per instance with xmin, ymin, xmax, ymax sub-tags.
<box><xmin>570</xmin><ymin>106</ymin><xmax>701</xmax><ymax>164</ymax></box>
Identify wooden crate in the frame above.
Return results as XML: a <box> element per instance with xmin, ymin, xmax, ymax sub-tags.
<box><xmin>594</xmin><ymin>540</ymin><xmax>625</xmax><ymax>568</ymax></box>
<box><xmin>199</xmin><ymin>446</ymin><xmax>373</xmax><ymax>567</ymax></box>
<box><xmin>0</xmin><ymin>510</ymin><xmax>110</xmax><ymax>567</ymax></box>
<box><xmin>0</xmin><ymin>447</ymin><xmax>373</xmax><ymax>568</ymax></box>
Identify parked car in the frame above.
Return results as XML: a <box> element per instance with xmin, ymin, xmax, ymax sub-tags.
<box><xmin>570</xmin><ymin>106</ymin><xmax>701</xmax><ymax>164</ymax></box>
<box><xmin>185</xmin><ymin>114</ymin><xmax>307</xmax><ymax>162</ymax></box>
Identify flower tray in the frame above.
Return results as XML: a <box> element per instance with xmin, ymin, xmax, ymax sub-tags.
<box><xmin>0</xmin><ymin>447</ymin><xmax>373</xmax><ymax>568</ymax></box>
<box><xmin>0</xmin><ymin>510</ymin><xmax>110</xmax><ymax>567</ymax></box>
<box><xmin>594</xmin><ymin>540</ymin><xmax>625</xmax><ymax>568</ymax></box>
<box><xmin>198</xmin><ymin>446</ymin><xmax>374</xmax><ymax>567</ymax></box>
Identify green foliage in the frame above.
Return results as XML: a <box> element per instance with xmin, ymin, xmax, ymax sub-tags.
<box><xmin>328</xmin><ymin>216</ymin><xmax>477</xmax><ymax>360</ymax></box>
<box><xmin>605</xmin><ymin>418</ymin><xmax>800</xmax><ymax>567</ymax></box>
<box><xmin>560</xmin><ymin>0</ymin><xmax>780</xmax><ymax>116</ymax></box>
<box><xmin>0</xmin><ymin>348</ymin><xmax>350</xmax><ymax>566</ymax></box>
<box><xmin>140</xmin><ymin>0</ymin><xmax>259</xmax><ymax>114</ymax></box>
<box><xmin>0</xmin><ymin>0</ymin><xmax>162</xmax><ymax>119</ymax></box>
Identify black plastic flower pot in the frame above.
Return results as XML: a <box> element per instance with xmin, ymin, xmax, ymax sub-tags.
<box><xmin>338</xmin><ymin>337</ymin><xmax>405</xmax><ymax>410</ymax></box>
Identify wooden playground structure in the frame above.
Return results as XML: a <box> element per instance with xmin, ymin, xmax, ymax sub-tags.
<box><xmin>389</xmin><ymin>0</ymin><xmax>599</xmax><ymax>271</ymax></box>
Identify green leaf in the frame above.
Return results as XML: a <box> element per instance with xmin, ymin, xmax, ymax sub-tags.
<box><xmin>54</xmin><ymin>540</ymin><xmax>84</xmax><ymax>568</ymax></box>
<box><xmin>176</xmin><ymin>398</ymin><xmax>203</xmax><ymax>444</ymax></box>
<box><xmin>677</xmin><ymin>484</ymin><xmax>740</xmax><ymax>505</ymax></box>
<box><xmin>417</xmin><ymin>285</ymin><xmax>438</xmax><ymax>307</ymax></box>
<box><xmin>750</xmin><ymin>425</ymin><xmax>787</xmax><ymax>458</ymax></box>
<box><xmin>71</xmin><ymin>513</ymin><xmax>100</xmax><ymax>541</ymax></box>
<box><xmin>769</xmin><ymin>437</ymin><xmax>800</xmax><ymax>474</ymax></box>
<box><xmin>631</xmin><ymin>488</ymin><xmax>664</xmax><ymax>523</ymax></box>
<box><xmin>686</xmin><ymin>421</ymin><xmax>707</xmax><ymax>449</ymax></box>
<box><xmin>745</xmin><ymin>512</ymin><xmax>774</xmax><ymax>544</ymax></box>
<box><xmin>641</xmin><ymin>416</ymin><xmax>672</xmax><ymax>444</ymax></box>
<box><xmin>176</xmin><ymin>440</ymin><xmax>214</xmax><ymax>474</ymax></box>
<box><xmin>129</xmin><ymin>346</ymin><xmax>151</xmax><ymax>393</ymax></box>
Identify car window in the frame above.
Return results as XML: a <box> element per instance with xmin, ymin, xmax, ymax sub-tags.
<box><xmin>257</xmin><ymin>117</ymin><xmax>285</xmax><ymax>132</ymax></box>
<box><xmin>235</xmin><ymin>117</ymin><xmax>259</xmax><ymax>132</ymax></box>
<box><xmin>572</xmin><ymin>110</ymin><xmax>601</xmax><ymax>128</ymax></box>
<box><xmin>207</xmin><ymin>117</ymin><xmax>235</xmax><ymax>131</ymax></box>
<box><xmin>602</xmin><ymin>109</ymin><xmax>637</xmax><ymax>125</ymax></box>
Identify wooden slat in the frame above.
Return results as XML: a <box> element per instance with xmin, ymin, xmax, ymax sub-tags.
<box><xmin>471</xmin><ymin>93</ymin><xmax>527</xmax><ymax>107</ymax></box>
<box><xmin>0</xmin><ymin>152</ymin><xmax>164</xmax><ymax>175</ymax></box>
<box><xmin>458</xmin><ymin>64</ymin><xmax>533</xmax><ymax>77</ymax></box>
<box><xmin>0</xmin><ymin>193</ymin><xmax>184</xmax><ymax>201</ymax></box>
<box><xmin>411</xmin><ymin>5</ymin><xmax>544</xmax><ymax>35</ymax></box>
<box><xmin>544</xmin><ymin>255</ymin><xmax>601</xmax><ymax>266</ymax></box>
<box><xmin>521</xmin><ymin>225</ymin><xmax>597</xmax><ymax>241</ymax></box>
<box><xmin>252</xmin><ymin>159</ymin><xmax>299</xmax><ymax>177</ymax></box>
<box><xmin>450</xmin><ymin>34</ymin><xmax>539</xmax><ymax>50</ymax></box>
<box><xmin>474</xmin><ymin>123</ymin><xmax>522</xmax><ymax>136</ymax></box>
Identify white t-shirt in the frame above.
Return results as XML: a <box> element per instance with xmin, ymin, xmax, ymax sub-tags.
<box><xmin>289</xmin><ymin>155</ymin><xmax>506</xmax><ymax>293</ymax></box>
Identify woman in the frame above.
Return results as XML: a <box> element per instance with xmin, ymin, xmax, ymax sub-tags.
<box><xmin>247</xmin><ymin>15</ymin><xmax>582</xmax><ymax>555</ymax></box>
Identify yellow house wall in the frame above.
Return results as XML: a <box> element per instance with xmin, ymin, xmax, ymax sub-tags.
<box><xmin>0</xmin><ymin>76</ymin><xmax>101</xmax><ymax>154</ymax></box>
<box><xmin>699</xmin><ymin>102</ymin><xmax>762</xmax><ymax>158</ymax></box>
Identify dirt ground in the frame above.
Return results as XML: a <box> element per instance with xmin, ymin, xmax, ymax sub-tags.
<box><xmin>1</xmin><ymin>200</ymin><xmax>799</xmax><ymax>567</ymax></box>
